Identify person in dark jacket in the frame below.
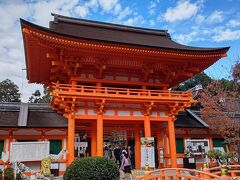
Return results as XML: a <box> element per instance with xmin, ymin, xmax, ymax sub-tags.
<box><xmin>114</xmin><ymin>145</ymin><xmax>121</xmax><ymax>165</ymax></box>
<box><xmin>108</xmin><ymin>145</ymin><xmax>113</xmax><ymax>159</ymax></box>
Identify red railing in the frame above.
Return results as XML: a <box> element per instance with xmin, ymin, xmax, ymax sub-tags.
<box><xmin>51</xmin><ymin>83</ymin><xmax>192</xmax><ymax>102</ymax></box>
<box><xmin>208</xmin><ymin>165</ymin><xmax>240</xmax><ymax>177</ymax></box>
<box><xmin>136</xmin><ymin>168</ymin><xmax>222</xmax><ymax>180</ymax></box>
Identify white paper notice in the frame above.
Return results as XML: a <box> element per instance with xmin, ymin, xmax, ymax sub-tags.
<box><xmin>140</xmin><ymin>137</ymin><xmax>155</xmax><ymax>168</ymax></box>
<box><xmin>10</xmin><ymin>141</ymin><xmax>49</xmax><ymax>162</ymax></box>
<box><xmin>188</xmin><ymin>158</ymin><xmax>195</xmax><ymax>163</ymax></box>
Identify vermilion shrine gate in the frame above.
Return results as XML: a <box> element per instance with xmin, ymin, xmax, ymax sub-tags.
<box><xmin>21</xmin><ymin>14</ymin><xmax>229</xmax><ymax>168</ymax></box>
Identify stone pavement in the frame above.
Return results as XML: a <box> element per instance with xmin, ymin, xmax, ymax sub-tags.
<box><xmin>120</xmin><ymin>169</ymin><xmax>151</xmax><ymax>180</ymax></box>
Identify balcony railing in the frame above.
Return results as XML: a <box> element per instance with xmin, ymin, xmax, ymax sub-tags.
<box><xmin>51</xmin><ymin>83</ymin><xmax>193</xmax><ymax>103</ymax></box>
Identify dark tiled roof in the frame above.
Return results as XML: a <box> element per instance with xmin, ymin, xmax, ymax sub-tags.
<box><xmin>48</xmin><ymin>14</ymin><xmax>229</xmax><ymax>52</ymax></box>
<box><xmin>20</xmin><ymin>14</ymin><xmax>229</xmax><ymax>53</ymax></box>
<box><xmin>174</xmin><ymin>112</ymin><xmax>206</xmax><ymax>128</ymax></box>
<box><xmin>0</xmin><ymin>103</ymin><xmax>67</xmax><ymax>128</ymax></box>
<box><xmin>0</xmin><ymin>111</ymin><xmax>19</xmax><ymax>127</ymax></box>
<box><xmin>174</xmin><ymin>110</ymin><xmax>207</xmax><ymax>128</ymax></box>
<box><xmin>0</xmin><ymin>103</ymin><xmax>207</xmax><ymax>129</ymax></box>
<box><xmin>27</xmin><ymin>111</ymin><xmax>67</xmax><ymax>128</ymax></box>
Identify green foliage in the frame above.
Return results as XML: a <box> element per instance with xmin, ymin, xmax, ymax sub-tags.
<box><xmin>173</xmin><ymin>72</ymin><xmax>212</xmax><ymax>91</ymax></box>
<box><xmin>0</xmin><ymin>79</ymin><xmax>21</xmax><ymax>102</ymax></box>
<box><xmin>28</xmin><ymin>88</ymin><xmax>51</xmax><ymax>103</ymax></box>
<box><xmin>4</xmin><ymin>167</ymin><xmax>14</xmax><ymax>180</ymax></box>
<box><xmin>0</xmin><ymin>168</ymin><xmax>22</xmax><ymax>180</ymax></box>
<box><xmin>64</xmin><ymin>157</ymin><xmax>120</xmax><ymax>180</ymax></box>
<box><xmin>208</xmin><ymin>150</ymin><xmax>223</xmax><ymax>160</ymax></box>
<box><xmin>208</xmin><ymin>150</ymin><xmax>236</xmax><ymax>165</ymax></box>
<box><xmin>217</xmin><ymin>79</ymin><xmax>236</xmax><ymax>92</ymax></box>
<box><xmin>222</xmin><ymin>151</ymin><xmax>235</xmax><ymax>160</ymax></box>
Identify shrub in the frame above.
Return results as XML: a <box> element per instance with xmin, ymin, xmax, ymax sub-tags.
<box><xmin>64</xmin><ymin>157</ymin><xmax>120</xmax><ymax>180</ymax></box>
<box><xmin>4</xmin><ymin>167</ymin><xmax>14</xmax><ymax>180</ymax></box>
<box><xmin>0</xmin><ymin>167</ymin><xmax>22</xmax><ymax>180</ymax></box>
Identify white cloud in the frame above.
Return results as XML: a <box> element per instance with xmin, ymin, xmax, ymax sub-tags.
<box><xmin>213</xmin><ymin>29</ymin><xmax>240</xmax><ymax>42</ymax></box>
<box><xmin>148</xmin><ymin>1</ymin><xmax>158</xmax><ymax>15</ymax></box>
<box><xmin>116</xmin><ymin>6</ymin><xmax>132</xmax><ymax>21</ymax></box>
<box><xmin>74</xmin><ymin>5</ymin><xmax>89</xmax><ymax>18</ymax></box>
<box><xmin>0</xmin><ymin>1</ymin><xmax>29</xmax><ymax>31</ymax></box>
<box><xmin>163</xmin><ymin>0</ymin><xmax>200</xmax><ymax>22</ymax></box>
<box><xmin>85</xmin><ymin>0</ymin><xmax>99</xmax><ymax>11</ymax></box>
<box><xmin>32</xmin><ymin>0</ymin><xmax>79</xmax><ymax>27</ymax></box>
<box><xmin>207</xmin><ymin>10</ymin><xmax>224</xmax><ymax>24</ymax></box>
<box><xmin>113</xmin><ymin>3</ymin><xmax>122</xmax><ymax>15</ymax></box>
<box><xmin>202</xmin><ymin>29</ymin><xmax>211</xmax><ymax>35</ymax></box>
<box><xmin>98</xmin><ymin>0</ymin><xmax>118</xmax><ymax>12</ymax></box>
<box><xmin>228</xmin><ymin>19</ymin><xmax>240</xmax><ymax>27</ymax></box>
<box><xmin>195</xmin><ymin>14</ymin><xmax>205</xmax><ymax>24</ymax></box>
<box><xmin>123</xmin><ymin>15</ymin><xmax>144</xmax><ymax>26</ymax></box>
<box><xmin>109</xmin><ymin>5</ymin><xmax>145</xmax><ymax>27</ymax></box>
<box><xmin>174</xmin><ymin>31</ymin><xmax>197</xmax><ymax>44</ymax></box>
<box><xmin>174</xmin><ymin>31</ymin><xmax>205</xmax><ymax>44</ymax></box>
<box><xmin>149</xmin><ymin>20</ymin><xmax>156</xmax><ymax>26</ymax></box>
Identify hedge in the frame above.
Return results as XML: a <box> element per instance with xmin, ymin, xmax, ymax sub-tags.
<box><xmin>64</xmin><ymin>157</ymin><xmax>120</xmax><ymax>180</ymax></box>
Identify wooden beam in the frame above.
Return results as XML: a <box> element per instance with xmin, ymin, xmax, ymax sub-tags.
<box><xmin>69</xmin><ymin>77</ymin><xmax>169</xmax><ymax>88</ymax></box>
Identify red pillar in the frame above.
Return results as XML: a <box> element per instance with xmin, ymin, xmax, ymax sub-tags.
<box><xmin>134</xmin><ymin>124</ymin><xmax>141</xmax><ymax>169</ymax></box>
<box><xmin>144</xmin><ymin>115</ymin><xmax>151</xmax><ymax>137</ymax></box>
<box><xmin>163</xmin><ymin>130</ymin><xmax>168</xmax><ymax>167</ymax></box>
<box><xmin>91</xmin><ymin>122</ymin><xmax>97</xmax><ymax>156</ymax></box>
<box><xmin>157</xmin><ymin>131</ymin><xmax>163</xmax><ymax>168</ymax></box>
<box><xmin>168</xmin><ymin>120</ymin><xmax>177</xmax><ymax>168</ymax></box>
<box><xmin>67</xmin><ymin>113</ymin><xmax>75</xmax><ymax>165</ymax></box>
<box><xmin>97</xmin><ymin>114</ymin><xmax>103</xmax><ymax>156</ymax></box>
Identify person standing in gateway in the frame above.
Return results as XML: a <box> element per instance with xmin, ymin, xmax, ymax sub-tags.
<box><xmin>114</xmin><ymin>145</ymin><xmax>121</xmax><ymax>166</ymax></box>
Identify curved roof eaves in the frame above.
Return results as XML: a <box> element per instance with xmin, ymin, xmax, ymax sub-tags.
<box><xmin>20</xmin><ymin>18</ymin><xmax>230</xmax><ymax>54</ymax></box>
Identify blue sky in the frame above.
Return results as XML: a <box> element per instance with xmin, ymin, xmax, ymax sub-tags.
<box><xmin>0</xmin><ymin>0</ymin><xmax>240</xmax><ymax>101</ymax></box>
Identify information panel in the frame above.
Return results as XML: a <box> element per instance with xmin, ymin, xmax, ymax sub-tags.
<box><xmin>10</xmin><ymin>141</ymin><xmax>49</xmax><ymax>162</ymax></box>
<box><xmin>140</xmin><ymin>137</ymin><xmax>155</xmax><ymax>168</ymax></box>
<box><xmin>185</xmin><ymin>139</ymin><xmax>210</xmax><ymax>155</ymax></box>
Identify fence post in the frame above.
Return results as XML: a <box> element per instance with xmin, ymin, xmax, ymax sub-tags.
<box><xmin>144</xmin><ymin>171</ymin><xmax>151</xmax><ymax>180</ymax></box>
<box><xmin>220</xmin><ymin>175</ymin><xmax>232</xmax><ymax>180</ymax></box>
<box><xmin>220</xmin><ymin>165</ymin><xmax>231</xmax><ymax>180</ymax></box>
<box><xmin>176</xmin><ymin>169</ymin><xmax>181</xmax><ymax>180</ymax></box>
<box><xmin>136</xmin><ymin>176</ymin><xmax>142</xmax><ymax>180</ymax></box>
<box><xmin>220</xmin><ymin>165</ymin><xmax>229</xmax><ymax>176</ymax></box>
<box><xmin>203</xmin><ymin>168</ymin><xmax>211</xmax><ymax>179</ymax></box>
<box><xmin>160</xmin><ymin>169</ymin><xmax>165</xmax><ymax>180</ymax></box>
<box><xmin>231</xmin><ymin>172</ymin><xmax>236</xmax><ymax>177</ymax></box>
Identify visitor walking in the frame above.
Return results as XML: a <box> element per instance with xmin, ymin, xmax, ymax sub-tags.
<box><xmin>120</xmin><ymin>151</ymin><xmax>132</xmax><ymax>180</ymax></box>
<box><xmin>104</xmin><ymin>146</ymin><xmax>109</xmax><ymax>158</ymax></box>
<box><xmin>108</xmin><ymin>145</ymin><xmax>113</xmax><ymax>159</ymax></box>
<box><xmin>127</xmin><ymin>146</ymin><xmax>135</xmax><ymax>169</ymax></box>
<box><xmin>114</xmin><ymin>146</ymin><xmax>121</xmax><ymax>165</ymax></box>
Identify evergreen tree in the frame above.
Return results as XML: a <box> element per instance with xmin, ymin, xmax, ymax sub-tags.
<box><xmin>173</xmin><ymin>72</ymin><xmax>212</xmax><ymax>91</ymax></box>
<box><xmin>0</xmin><ymin>79</ymin><xmax>21</xmax><ymax>102</ymax></box>
<box><xmin>29</xmin><ymin>88</ymin><xmax>51</xmax><ymax>103</ymax></box>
